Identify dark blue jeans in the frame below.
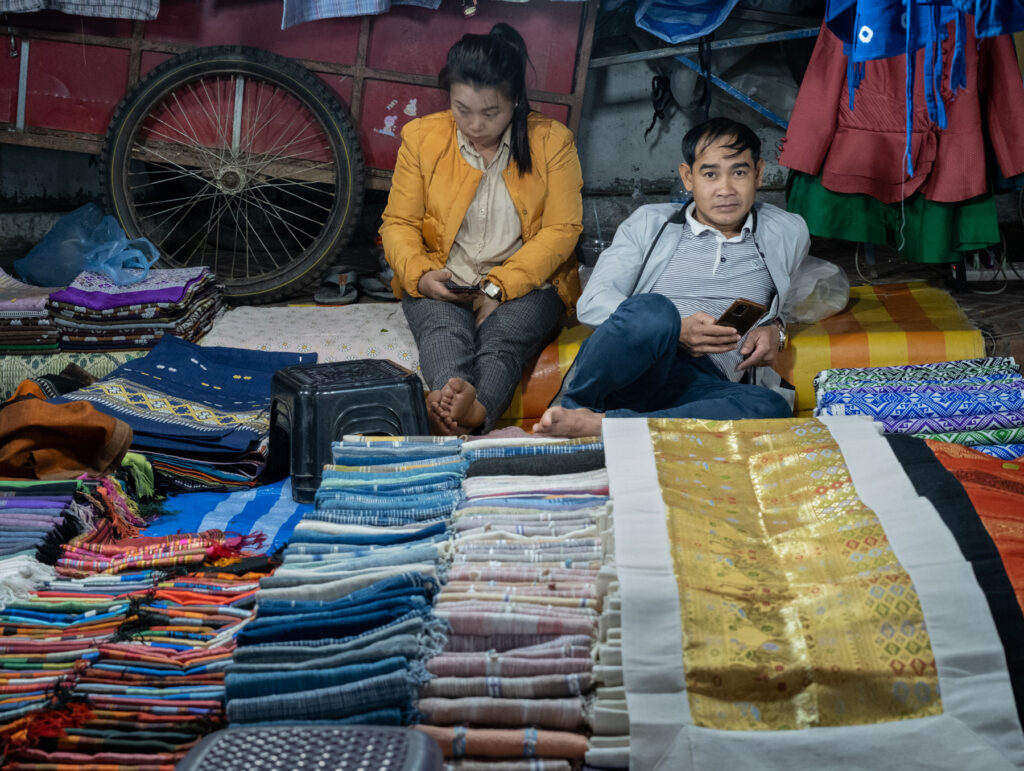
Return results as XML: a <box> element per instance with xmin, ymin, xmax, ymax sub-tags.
<box><xmin>564</xmin><ymin>293</ymin><xmax>791</xmax><ymax>420</ymax></box>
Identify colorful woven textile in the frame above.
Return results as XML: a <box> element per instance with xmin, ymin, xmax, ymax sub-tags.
<box><xmin>775</xmin><ymin>282</ymin><xmax>985</xmax><ymax>415</ymax></box>
<box><xmin>0</xmin><ymin>351</ymin><xmax>144</xmax><ymax>402</ymax></box>
<box><xmin>813</xmin><ymin>358</ymin><xmax>1024</xmax><ymax>460</ymax></box>
<box><xmin>915</xmin><ymin>426</ymin><xmax>1024</xmax><ymax>447</ymax></box>
<box><xmin>48</xmin><ymin>268</ymin><xmax>224</xmax><ymax>352</ymax></box>
<box><xmin>49</xmin><ymin>336</ymin><xmax>313</xmax><ymax>491</ymax></box>
<box><xmin>0</xmin><ymin>269</ymin><xmax>59</xmax><ymax>354</ymax></box>
<box><xmin>882</xmin><ymin>410</ymin><xmax>1024</xmax><ymax>434</ymax></box>
<box><xmin>814</xmin><ymin>357</ymin><xmax>1018</xmax><ymax>396</ymax></box>
<box><xmin>926</xmin><ymin>440</ymin><xmax>1024</xmax><ymax>611</ymax></box>
<box><xmin>815</xmin><ymin>381</ymin><xmax>1024</xmax><ymax>419</ymax></box>
<box><xmin>605</xmin><ymin>416</ymin><xmax>1024</xmax><ymax>769</ymax></box>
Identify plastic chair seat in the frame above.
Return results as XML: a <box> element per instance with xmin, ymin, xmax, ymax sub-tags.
<box><xmin>270</xmin><ymin>359</ymin><xmax>429</xmax><ymax>502</ymax></box>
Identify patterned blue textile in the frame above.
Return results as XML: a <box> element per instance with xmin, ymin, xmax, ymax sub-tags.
<box><xmin>973</xmin><ymin>444</ymin><xmax>1024</xmax><ymax>460</ymax></box>
<box><xmin>52</xmin><ymin>336</ymin><xmax>313</xmax><ymax>454</ymax></box>
<box><xmin>285</xmin><ymin>521</ymin><xmax>448</xmax><ymax>548</ymax></box>
<box><xmin>257</xmin><ymin>574</ymin><xmax>439</xmax><ymax>616</ymax></box>
<box><xmin>814</xmin><ymin>357</ymin><xmax>1020</xmax><ymax>397</ymax></box>
<box><xmin>331</xmin><ymin>441</ymin><xmax>462</xmax><ymax>467</ymax></box>
<box><xmin>282</xmin><ymin>532</ymin><xmax>448</xmax><ymax>556</ymax></box>
<box><xmin>461</xmin><ymin>441</ymin><xmax>604</xmax><ymax>463</ymax></box>
<box><xmin>815</xmin><ymin>382</ymin><xmax>1024</xmax><ymax>419</ymax></box>
<box><xmin>143</xmin><ymin>478</ymin><xmax>311</xmax><ymax>555</ymax></box>
<box><xmin>881</xmin><ymin>411</ymin><xmax>1024</xmax><ymax>435</ymax></box>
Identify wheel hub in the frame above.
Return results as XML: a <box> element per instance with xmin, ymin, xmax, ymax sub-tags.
<box><xmin>215</xmin><ymin>165</ymin><xmax>247</xmax><ymax>194</ymax></box>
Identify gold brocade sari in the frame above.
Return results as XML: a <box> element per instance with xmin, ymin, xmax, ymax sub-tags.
<box><xmin>650</xmin><ymin>417</ymin><xmax>941</xmax><ymax>730</ymax></box>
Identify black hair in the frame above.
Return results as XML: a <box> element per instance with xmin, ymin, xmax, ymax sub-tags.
<box><xmin>439</xmin><ymin>22</ymin><xmax>532</xmax><ymax>175</ymax></box>
<box><xmin>680</xmin><ymin>117</ymin><xmax>761</xmax><ymax>167</ymax></box>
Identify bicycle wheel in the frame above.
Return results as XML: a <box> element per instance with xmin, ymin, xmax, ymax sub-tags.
<box><xmin>101</xmin><ymin>45</ymin><xmax>364</xmax><ymax>304</ymax></box>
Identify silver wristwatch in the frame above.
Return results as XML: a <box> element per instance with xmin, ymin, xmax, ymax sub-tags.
<box><xmin>775</xmin><ymin>319</ymin><xmax>788</xmax><ymax>351</ymax></box>
<box><xmin>481</xmin><ymin>281</ymin><xmax>502</xmax><ymax>301</ymax></box>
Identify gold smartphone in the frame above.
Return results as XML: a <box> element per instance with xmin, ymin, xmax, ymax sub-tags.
<box><xmin>715</xmin><ymin>298</ymin><xmax>768</xmax><ymax>336</ymax></box>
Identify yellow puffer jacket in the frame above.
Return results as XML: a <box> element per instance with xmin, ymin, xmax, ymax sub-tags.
<box><xmin>379</xmin><ymin>110</ymin><xmax>583</xmax><ymax>314</ymax></box>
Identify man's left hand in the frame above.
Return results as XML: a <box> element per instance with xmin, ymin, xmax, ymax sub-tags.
<box><xmin>735</xmin><ymin>324</ymin><xmax>778</xmax><ymax>372</ymax></box>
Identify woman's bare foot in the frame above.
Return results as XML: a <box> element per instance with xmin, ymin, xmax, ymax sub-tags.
<box><xmin>440</xmin><ymin>378</ymin><xmax>487</xmax><ymax>431</ymax></box>
<box><xmin>532</xmin><ymin>406</ymin><xmax>604</xmax><ymax>438</ymax></box>
<box><xmin>426</xmin><ymin>389</ymin><xmax>460</xmax><ymax>436</ymax></box>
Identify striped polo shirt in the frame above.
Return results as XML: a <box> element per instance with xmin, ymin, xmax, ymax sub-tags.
<box><xmin>650</xmin><ymin>202</ymin><xmax>775</xmax><ymax>379</ymax></box>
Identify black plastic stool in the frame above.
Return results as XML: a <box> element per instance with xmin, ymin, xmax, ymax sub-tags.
<box><xmin>270</xmin><ymin>359</ymin><xmax>429</xmax><ymax>503</ymax></box>
<box><xmin>175</xmin><ymin>724</ymin><xmax>443</xmax><ymax>771</ymax></box>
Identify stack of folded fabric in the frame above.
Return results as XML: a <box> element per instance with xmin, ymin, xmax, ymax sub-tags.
<box><xmin>47</xmin><ymin>267</ymin><xmax>224</xmax><ymax>351</ymax></box>
<box><xmin>50</xmin><ymin>336</ymin><xmax>314</xmax><ymax>492</ymax></box>
<box><xmin>0</xmin><ymin>268</ymin><xmax>59</xmax><ymax>354</ymax></box>
<box><xmin>0</xmin><ymin>481</ymin><xmax>81</xmax><ymax>594</ymax></box>
<box><xmin>0</xmin><ymin>525</ymin><xmax>269</xmax><ymax>767</ymax></box>
<box><xmin>813</xmin><ymin>357</ymin><xmax>1024</xmax><ymax>459</ymax></box>
<box><xmin>224</xmin><ymin>437</ymin><xmax>464</xmax><ymax>726</ymax></box>
<box><xmin>415</xmin><ymin>436</ymin><xmax>612</xmax><ymax>771</ymax></box>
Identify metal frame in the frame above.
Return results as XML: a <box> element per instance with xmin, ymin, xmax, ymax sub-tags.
<box><xmin>589</xmin><ymin>19</ymin><xmax>819</xmax><ymax>130</ymax></box>
<box><xmin>0</xmin><ymin>0</ymin><xmax>600</xmax><ymax>189</ymax></box>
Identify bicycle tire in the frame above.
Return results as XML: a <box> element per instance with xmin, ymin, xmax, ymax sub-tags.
<box><xmin>101</xmin><ymin>45</ymin><xmax>364</xmax><ymax>304</ymax></box>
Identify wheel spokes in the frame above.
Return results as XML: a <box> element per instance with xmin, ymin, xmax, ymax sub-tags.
<box><xmin>123</xmin><ymin>71</ymin><xmax>340</xmax><ymax>283</ymax></box>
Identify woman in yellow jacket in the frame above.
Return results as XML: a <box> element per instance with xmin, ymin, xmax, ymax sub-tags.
<box><xmin>380</xmin><ymin>23</ymin><xmax>583</xmax><ymax>436</ymax></box>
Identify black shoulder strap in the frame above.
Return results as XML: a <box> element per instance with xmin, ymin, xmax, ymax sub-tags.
<box><xmin>628</xmin><ymin>202</ymin><xmax>689</xmax><ymax>296</ymax></box>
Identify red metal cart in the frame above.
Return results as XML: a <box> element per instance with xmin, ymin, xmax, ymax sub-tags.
<box><xmin>0</xmin><ymin>0</ymin><xmax>596</xmax><ymax>302</ymax></box>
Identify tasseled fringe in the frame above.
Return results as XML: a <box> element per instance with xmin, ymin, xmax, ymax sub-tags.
<box><xmin>35</xmin><ymin>515</ymin><xmax>85</xmax><ymax>566</ymax></box>
<box><xmin>0</xmin><ymin>558</ymin><xmax>57</xmax><ymax>611</ymax></box>
<box><xmin>95</xmin><ymin>476</ymin><xmax>146</xmax><ymax>538</ymax></box>
<box><xmin>3</xmin><ymin>698</ymin><xmax>92</xmax><ymax>754</ymax></box>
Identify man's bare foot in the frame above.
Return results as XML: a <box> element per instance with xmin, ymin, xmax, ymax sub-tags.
<box><xmin>426</xmin><ymin>390</ymin><xmax>460</xmax><ymax>436</ymax></box>
<box><xmin>532</xmin><ymin>406</ymin><xmax>604</xmax><ymax>438</ymax></box>
<box><xmin>439</xmin><ymin>378</ymin><xmax>487</xmax><ymax>431</ymax></box>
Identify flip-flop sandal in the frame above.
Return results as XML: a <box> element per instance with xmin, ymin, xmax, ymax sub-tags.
<box><xmin>314</xmin><ymin>266</ymin><xmax>358</xmax><ymax>305</ymax></box>
<box><xmin>358</xmin><ymin>272</ymin><xmax>398</xmax><ymax>302</ymax></box>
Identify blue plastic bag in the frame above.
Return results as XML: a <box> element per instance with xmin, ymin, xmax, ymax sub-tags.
<box><xmin>14</xmin><ymin>203</ymin><xmax>159</xmax><ymax>287</ymax></box>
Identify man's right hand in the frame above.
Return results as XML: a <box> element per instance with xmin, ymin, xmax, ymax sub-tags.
<box><xmin>679</xmin><ymin>312</ymin><xmax>741</xmax><ymax>356</ymax></box>
<box><xmin>417</xmin><ymin>269</ymin><xmax>473</xmax><ymax>303</ymax></box>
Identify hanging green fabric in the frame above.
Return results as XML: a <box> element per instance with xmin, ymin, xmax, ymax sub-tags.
<box><xmin>786</xmin><ymin>170</ymin><xmax>1001</xmax><ymax>264</ymax></box>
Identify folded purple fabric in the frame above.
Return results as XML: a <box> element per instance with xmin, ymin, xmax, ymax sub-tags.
<box><xmin>49</xmin><ymin>267</ymin><xmax>209</xmax><ymax>310</ymax></box>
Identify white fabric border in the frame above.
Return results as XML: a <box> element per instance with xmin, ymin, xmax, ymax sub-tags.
<box><xmin>603</xmin><ymin>418</ymin><xmax>692</xmax><ymax>769</ymax></box>
<box><xmin>607</xmin><ymin>416</ymin><xmax>1024</xmax><ymax>771</ymax></box>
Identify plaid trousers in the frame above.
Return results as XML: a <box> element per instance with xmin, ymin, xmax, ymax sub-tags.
<box><xmin>401</xmin><ymin>286</ymin><xmax>563</xmax><ymax>431</ymax></box>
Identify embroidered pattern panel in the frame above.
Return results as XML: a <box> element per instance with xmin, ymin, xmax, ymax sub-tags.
<box><xmin>649</xmin><ymin>417</ymin><xmax>942</xmax><ymax>730</ymax></box>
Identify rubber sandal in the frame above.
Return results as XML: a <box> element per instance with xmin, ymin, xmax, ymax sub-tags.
<box><xmin>314</xmin><ymin>266</ymin><xmax>358</xmax><ymax>305</ymax></box>
<box><xmin>358</xmin><ymin>272</ymin><xmax>398</xmax><ymax>302</ymax></box>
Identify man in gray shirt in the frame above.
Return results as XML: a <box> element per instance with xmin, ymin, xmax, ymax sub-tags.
<box><xmin>534</xmin><ymin>117</ymin><xmax>809</xmax><ymax>438</ymax></box>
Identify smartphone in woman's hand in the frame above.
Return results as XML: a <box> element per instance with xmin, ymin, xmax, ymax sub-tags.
<box><xmin>444</xmin><ymin>280</ymin><xmax>481</xmax><ymax>294</ymax></box>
